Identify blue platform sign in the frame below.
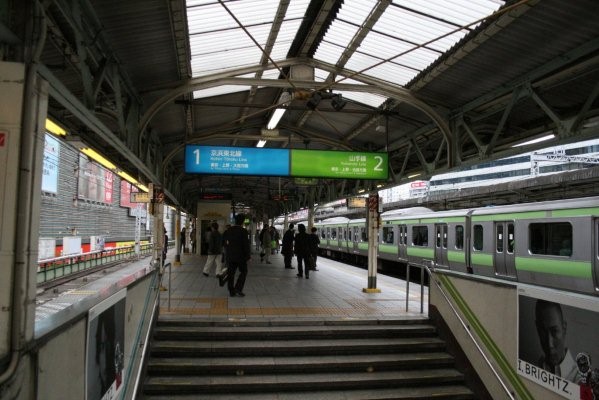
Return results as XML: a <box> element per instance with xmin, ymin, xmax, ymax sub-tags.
<box><xmin>185</xmin><ymin>145</ymin><xmax>290</xmax><ymax>176</ymax></box>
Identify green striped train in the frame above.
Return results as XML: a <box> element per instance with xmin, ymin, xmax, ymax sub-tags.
<box><xmin>313</xmin><ymin>197</ymin><xmax>599</xmax><ymax>295</ymax></box>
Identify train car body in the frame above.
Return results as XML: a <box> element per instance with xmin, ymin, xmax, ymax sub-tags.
<box><xmin>316</xmin><ymin>197</ymin><xmax>599</xmax><ymax>296</ymax></box>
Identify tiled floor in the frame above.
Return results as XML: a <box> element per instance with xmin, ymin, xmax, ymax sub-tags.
<box><xmin>159</xmin><ymin>250</ymin><xmax>429</xmax><ymax>321</ymax></box>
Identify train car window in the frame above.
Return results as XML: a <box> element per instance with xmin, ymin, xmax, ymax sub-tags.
<box><xmin>529</xmin><ymin>222</ymin><xmax>572</xmax><ymax>256</ymax></box>
<box><xmin>436</xmin><ymin>228</ymin><xmax>441</xmax><ymax>247</ymax></box>
<box><xmin>353</xmin><ymin>227</ymin><xmax>359</xmax><ymax>242</ymax></box>
<box><xmin>383</xmin><ymin>227</ymin><xmax>394</xmax><ymax>244</ymax></box>
<box><xmin>473</xmin><ymin>225</ymin><xmax>483</xmax><ymax>251</ymax></box>
<box><xmin>361</xmin><ymin>227</ymin><xmax>368</xmax><ymax>242</ymax></box>
<box><xmin>331</xmin><ymin>228</ymin><xmax>337</xmax><ymax>240</ymax></box>
<box><xmin>455</xmin><ymin>225</ymin><xmax>464</xmax><ymax>250</ymax></box>
<box><xmin>496</xmin><ymin>224</ymin><xmax>504</xmax><ymax>252</ymax></box>
<box><xmin>508</xmin><ymin>223</ymin><xmax>515</xmax><ymax>253</ymax></box>
<box><xmin>412</xmin><ymin>226</ymin><xmax>428</xmax><ymax>247</ymax></box>
<box><xmin>321</xmin><ymin>229</ymin><xmax>326</xmax><ymax>240</ymax></box>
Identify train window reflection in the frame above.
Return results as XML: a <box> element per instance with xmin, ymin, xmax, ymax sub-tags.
<box><xmin>361</xmin><ymin>227</ymin><xmax>367</xmax><ymax>242</ymax></box>
<box><xmin>331</xmin><ymin>229</ymin><xmax>337</xmax><ymax>240</ymax></box>
<box><xmin>508</xmin><ymin>223</ymin><xmax>514</xmax><ymax>253</ymax></box>
<box><xmin>496</xmin><ymin>224</ymin><xmax>504</xmax><ymax>252</ymax></box>
<box><xmin>399</xmin><ymin>225</ymin><xmax>407</xmax><ymax>245</ymax></box>
<box><xmin>455</xmin><ymin>225</ymin><xmax>464</xmax><ymax>250</ymax></box>
<box><xmin>473</xmin><ymin>225</ymin><xmax>483</xmax><ymax>251</ymax></box>
<box><xmin>529</xmin><ymin>222</ymin><xmax>572</xmax><ymax>256</ymax></box>
<box><xmin>383</xmin><ymin>227</ymin><xmax>394</xmax><ymax>244</ymax></box>
<box><xmin>412</xmin><ymin>226</ymin><xmax>428</xmax><ymax>247</ymax></box>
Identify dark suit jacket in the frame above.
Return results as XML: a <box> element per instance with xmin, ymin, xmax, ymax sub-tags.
<box><xmin>223</xmin><ymin>225</ymin><xmax>250</xmax><ymax>263</ymax></box>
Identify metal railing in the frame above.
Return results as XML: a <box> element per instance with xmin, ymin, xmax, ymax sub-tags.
<box><xmin>421</xmin><ymin>264</ymin><xmax>520</xmax><ymax>400</ymax></box>
<box><xmin>36</xmin><ymin>243</ymin><xmax>154</xmax><ymax>285</ymax></box>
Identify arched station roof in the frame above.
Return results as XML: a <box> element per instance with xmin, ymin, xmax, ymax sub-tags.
<box><xmin>5</xmin><ymin>0</ymin><xmax>599</xmax><ymax>215</ymax></box>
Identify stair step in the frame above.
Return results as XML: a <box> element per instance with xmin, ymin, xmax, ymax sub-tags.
<box><xmin>142</xmin><ymin>384</ymin><xmax>475</xmax><ymax>399</ymax></box>
<box><xmin>153</xmin><ymin>323</ymin><xmax>437</xmax><ymax>340</ymax></box>
<box><xmin>156</xmin><ymin>318</ymin><xmax>429</xmax><ymax>328</ymax></box>
<box><xmin>143</xmin><ymin>368</ymin><xmax>466</xmax><ymax>395</ymax></box>
<box><xmin>150</xmin><ymin>337</ymin><xmax>446</xmax><ymax>357</ymax></box>
<box><xmin>147</xmin><ymin>352</ymin><xmax>455</xmax><ymax>375</ymax></box>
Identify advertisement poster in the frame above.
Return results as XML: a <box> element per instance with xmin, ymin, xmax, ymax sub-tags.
<box><xmin>518</xmin><ymin>287</ymin><xmax>599</xmax><ymax>399</ymax></box>
<box><xmin>78</xmin><ymin>155</ymin><xmax>113</xmax><ymax>204</ymax></box>
<box><xmin>86</xmin><ymin>290</ymin><xmax>126</xmax><ymax>400</ymax></box>
<box><xmin>42</xmin><ymin>134</ymin><xmax>59</xmax><ymax>193</ymax></box>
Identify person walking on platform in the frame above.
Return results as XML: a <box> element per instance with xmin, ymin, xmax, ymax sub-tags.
<box><xmin>223</xmin><ymin>214</ymin><xmax>251</xmax><ymax>297</ymax></box>
<box><xmin>190</xmin><ymin>226</ymin><xmax>197</xmax><ymax>253</ymax></box>
<box><xmin>202</xmin><ymin>222</ymin><xmax>224</xmax><ymax>277</ymax></box>
<box><xmin>270</xmin><ymin>226</ymin><xmax>280</xmax><ymax>254</ymax></box>
<box><xmin>281</xmin><ymin>223</ymin><xmax>295</xmax><ymax>269</ymax></box>
<box><xmin>162</xmin><ymin>229</ymin><xmax>168</xmax><ymax>266</ymax></box>
<box><xmin>309</xmin><ymin>227</ymin><xmax>320</xmax><ymax>271</ymax></box>
<box><xmin>260</xmin><ymin>225</ymin><xmax>272</xmax><ymax>264</ymax></box>
<box><xmin>254</xmin><ymin>230</ymin><xmax>261</xmax><ymax>251</ymax></box>
<box><xmin>294</xmin><ymin>224</ymin><xmax>311</xmax><ymax>279</ymax></box>
<box><xmin>179</xmin><ymin>226</ymin><xmax>186</xmax><ymax>254</ymax></box>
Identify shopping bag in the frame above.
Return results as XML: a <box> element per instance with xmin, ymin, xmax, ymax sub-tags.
<box><xmin>218</xmin><ymin>269</ymin><xmax>229</xmax><ymax>287</ymax></box>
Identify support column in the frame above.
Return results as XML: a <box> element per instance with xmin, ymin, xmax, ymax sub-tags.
<box><xmin>363</xmin><ymin>194</ymin><xmax>381</xmax><ymax>293</ymax></box>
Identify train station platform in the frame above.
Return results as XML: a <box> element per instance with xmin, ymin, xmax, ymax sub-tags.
<box><xmin>159</xmin><ymin>250</ymin><xmax>428</xmax><ymax>321</ymax></box>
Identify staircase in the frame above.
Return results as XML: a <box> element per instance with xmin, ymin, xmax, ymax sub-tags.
<box><xmin>140</xmin><ymin>318</ymin><xmax>476</xmax><ymax>399</ymax></box>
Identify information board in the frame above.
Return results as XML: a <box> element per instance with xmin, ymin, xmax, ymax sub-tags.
<box><xmin>185</xmin><ymin>145</ymin><xmax>289</xmax><ymax>176</ymax></box>
<box><xmin>290</xmin><ymin>149</ymin><xmax>388</xmax><ymax>180</ymax></box>
<box><xmin>185</xmin><ymin>145</ymin><xmax>388</xmax><ymax>180</ymax></box>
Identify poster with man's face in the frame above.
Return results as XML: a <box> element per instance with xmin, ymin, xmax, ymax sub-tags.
<box><xmin>518</xmin><ymin>287</ymin><xmax>599</xmax><ymax>400</ymax></box>
<box><xmin>86</xmin><ymin>290</ymin><xmax>126</xmax><ymax>400</ymax></box>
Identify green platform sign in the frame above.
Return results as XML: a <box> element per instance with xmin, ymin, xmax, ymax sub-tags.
<box><xmin>290</xmin><ymin>149</ymin><xmax>388</xmax><ymax>180</ymax></box>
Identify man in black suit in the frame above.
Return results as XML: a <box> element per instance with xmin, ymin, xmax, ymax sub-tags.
<box><xmin>222</xmin><ymin>214</ymin><xmax>251</xmax><ymax>297</ymax></box>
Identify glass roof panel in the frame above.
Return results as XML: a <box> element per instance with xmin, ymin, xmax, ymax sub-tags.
<box><xmin>314</xmin><ymin>0</ymin><xmax>504</xmax><ymax>86</ymax></box>
<box><xmin>358</xmin><ymin>31</ymin><xmax>440</xmax><ymax>71</ymax></box>
<box><xmin>261</xmin><ymin>69</ymin><xmax>282</xmax><ymax>80</ymax></box>
<box><xmin>314</xmin><ymin>41</ymin><xmax>346</xmax><ymax>65</ymax></box>
<box><xmin>269</xmin><ymin>19</ymin><xmax>302</xmax><ymax>61</ymax></box>
<box><xmin>339</xmin><ymin>91</ymin><xmax>386</xmax><ymax>108</ymax></box>
<box><xmin>187</xmin><ymin>0</ymin><xmax>311</xmax><ymax>83</ymax></box>
<box><xmin>394</xmin><ymin>0</ymin><xmax>504</xmax><ymax>27</ymax></box>
<box><xmin>316</xmin><ymin>20</ymin><xmax>360</xmax><ymax>51</ymax></box>
<box><xmin>345</xmin><ymin>52</ymin><xmax>419</xmax><ymax>86</ymax></box>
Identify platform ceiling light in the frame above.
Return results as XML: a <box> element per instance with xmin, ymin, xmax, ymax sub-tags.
<box><xmin>256</xmin><ymin>140</ymin><xmax>267</xmax><ymax>148</ymax></box>
<box><xmin>45</xmin><ymin>118</ymin><xmax>67</xmax><ymax>136</ymax></box>
<box><xmin>80</xmin><ymin>147</ymin><xmax>148</xmax><ymax>192</ymax></box>
<box><xmin>408</xmin><ymin>173</ymin><xmax>421</xmax><ymax>179</ymax></box>
<box><xmin>117</xmin><ymin>171</ymin><xmax>138</xmax><ymax>186</ymax></box>
<box><xmin>81</xmin><ymin>147</ymin><xmax>117</xmax><ymax>170</ymax></box>
<box><xmin>266</xmin><ymin>108</ymin><xmax>286</xmax><ymax>130</ymax></box>
<box><xmin>512</xmin><ymin>134</ymin><xmax>555</xmax><ymax>147</ymax></box>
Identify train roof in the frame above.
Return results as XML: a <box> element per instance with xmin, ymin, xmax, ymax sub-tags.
<box><xmin>316</xmin><ymin>217</ymin><xmax>350</xmax><ymax>225</ymax></box>
<box><xmin>470</xmin><ymin>196</ymin><xmax>599</xmax><ymax>216</ymax></box>
<box><xmin>380</xmin><ymin>207</ymin><xmax>432</xmax><ymax>216</ymax></box>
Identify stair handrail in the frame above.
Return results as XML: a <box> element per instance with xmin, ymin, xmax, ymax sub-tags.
<box><xmin>119</xmin><ymin>269</ymin><xmax>160</xmax><ymax>400</ymax></box>
<box><xmin>424</xmin><ymin>264</ymin><xmax>517</xmax><ymax>400</ymax></box>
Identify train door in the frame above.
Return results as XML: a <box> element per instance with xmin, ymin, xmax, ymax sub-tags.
<box><xmin>435</xmin><ymin>224</ymin><xmax>449</xmax><ymax>268</ymax></box>
<box><xmin>594</xmin><ymin>218</ymin><xmax>599</xmax><ymax>290</ymax></box>
<box><xmin>494</xmin><ymin>221</ymin><xmax>516</xmax><ymax>277</ymax></box>
<box><xmin>398</xmin><ymin>225</ymin><xmax>408</xmax><ymax>260</ymax></box>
